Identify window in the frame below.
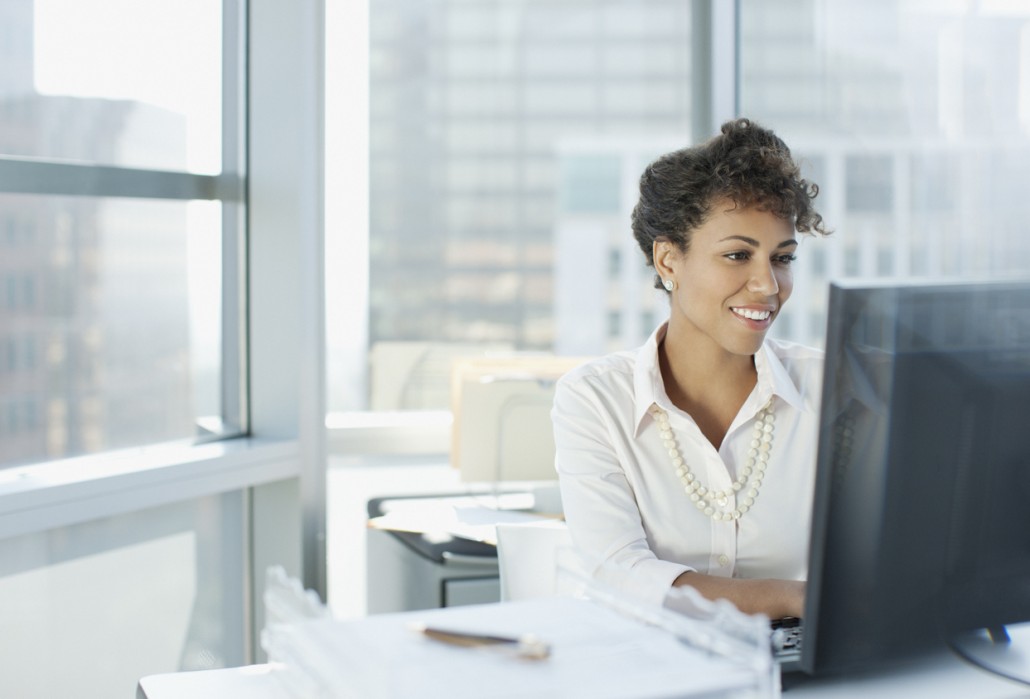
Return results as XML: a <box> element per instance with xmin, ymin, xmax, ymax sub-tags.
<box><xmin>0</xmin><ymin>3</ymin><xmax>320</xmax><ymax>693</ymax></box>
<box><xmin>740</xmin><ymin>0</ymin><xmax>1030</xmax><ymax>348</ymax></box>
<box><xmin>0</xmin><ymin>0</ymin><xmax>245</xmax><ymax>468</ymax></box>
<box><xmin>328</xmin><ymin>0</ymin><xmax>695</xmax><ymax>413</ymax></box>
<box><xmin>329</xmin><ymin>0</ymin><xmax>1030</xmax><ymax>421</ymax></box>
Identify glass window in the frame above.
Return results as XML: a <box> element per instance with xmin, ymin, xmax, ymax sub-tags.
<box><xmin>0</xmin><ymin>194</ymin><xmax>224</xmax><ymax>465</ymax></box>
<box><xmin>600</xmin><ymin>81</ymin><xmax>688</xmax><ymax>114</ymax></box>
<box><xmin>523</xmin><ymin>83</ymin><xmax>598</xmax><ymax>115</ymax></box>
<box><xmin>2</xmin><ymin>0</ymin><xmax>222</xmax><ymax>174</ymax></box>
<box><xmin>601</xmin><ymin>4</ymin><xmax>684</xmax><ymax>37</ymax></box>
<box><xmin>0</xmin><ymin>0</ymin><xmax>242</xmax><ymax>468</ymax></box>
<box><xmin>522</xmin><ymin>46</ymin><xmax>598</xmax><ymax>76</ymax></box>
<box><xmin>600</xmin><ymin>43</ymin><xmax>686</xmax><ymax>76</ymax></box>
<box><xmin>344</xmin><ymin>0</ymin><xmax>695</xmax><ymax>412</ymax></box>
<box><xmin>0</xmin><ymin>493</ymin><xmax>246</xmax><ymax>696</ymax></box>
<box><xmin>846</xmin><ymin>155</ymin><xmax>894</xmax><ymax>213</ymax></box>
<box><xmin>741</xmin><ymin>0</ymin><xmax>1030</xmax><ymax>348</ymax></box>
<box><xmin>559</xmin><ymin>155</ymin><xmax>621</xmax><ymax>214</ymax></box>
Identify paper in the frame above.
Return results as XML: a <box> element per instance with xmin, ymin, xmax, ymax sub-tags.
<box><xmin>281</xmin><ymin>597</ymin><xmax>762</xmax><ymax>699</ymax></box>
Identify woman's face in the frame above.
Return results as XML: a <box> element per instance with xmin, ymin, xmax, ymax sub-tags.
<box><xmin>655</xmin><ymin>200</ymin><xmax>798</xmax><ymax>358</ymax></box>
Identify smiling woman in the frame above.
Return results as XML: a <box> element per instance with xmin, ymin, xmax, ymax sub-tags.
<box><xmin>552</xmin><ymin>118</ymin><xmax>830</xmax><ymax>621</ymax></box>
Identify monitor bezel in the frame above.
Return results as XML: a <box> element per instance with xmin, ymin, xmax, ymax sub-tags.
<box><xmin>800</xmin><ymin>276</ymin><xmax>1030</xmax><ymax>676</ymax></box>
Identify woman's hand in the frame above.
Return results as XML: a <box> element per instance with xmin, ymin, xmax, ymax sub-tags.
<box><xmin>673</xmin><ymin>571</ymin><xmax>806</xmax><ymax>620</ymax></box>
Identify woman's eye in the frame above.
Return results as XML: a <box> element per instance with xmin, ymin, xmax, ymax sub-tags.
<box><xmin>775</xmin><ymin>254</ymin><xmax>798</xmax><ymax>265</ymax></box>
<box><xmin>725</xmin><ymin>251</ymin><xmax>750</xmax><ymax>261</ymax></box>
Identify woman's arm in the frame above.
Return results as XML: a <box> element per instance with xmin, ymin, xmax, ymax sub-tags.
<box><xmin>553</xmin><ymin>373</ymin><xmax>693</xmax><ymax>606</ymax></box>
<box><xmin>673</xmin><ymin>570</ymin><xmax>805</xmax><ymax>619</ymax></box>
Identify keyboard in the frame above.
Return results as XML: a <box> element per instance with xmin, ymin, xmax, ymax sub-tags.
<box><xmin>771</xmin><ymin>617</ymin><xmax>803</xmax><ymax>671</ymax></box>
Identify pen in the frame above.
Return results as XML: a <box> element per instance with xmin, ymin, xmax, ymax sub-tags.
<box><xmin>410</xmin><ymin>622</ymin><xmax>551</xmax><ymax>659</ymax></box>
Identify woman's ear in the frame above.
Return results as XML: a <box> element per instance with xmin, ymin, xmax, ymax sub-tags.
<box><xmin>653</xmin><ymin>239</ymin><xmax>678</xmax><ymax>279</ymax></box>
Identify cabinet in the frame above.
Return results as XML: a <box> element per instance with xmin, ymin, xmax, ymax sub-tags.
<box><xmin>365</xmin><ymin>495</ymin><xmax>500</xmax><ymax>613</ymax></box>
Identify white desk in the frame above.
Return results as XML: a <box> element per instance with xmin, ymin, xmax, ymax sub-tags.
<box><xmin>138</xmin><ymin>604</ymin><xmax>1030</xmax><ymax>699</ymax></box>
<box><xmin>787</xmin><ymin>622</ymin><xmax>1030</xmax><ymax>698</ymax></box>
<box><xmin>138</xmin><ymin>654</ymin><xmax>1029</xmax><ymax>699</ymax></box>
<box><xmin>786</xmin><ymin>655</ymin><xmax>1029</xmax><ymax>698</ymax></box>
<box><xmin>140</xmin><ymin>597</ymin><xmax>761</xmax><ymax>699</ymax></box>
<box><xmin>137</xmin><ymin>657</ymin><xmax>1030</xmax><ymax>699</ymax></box>
<box><xmin>137</xmin><ymin>664</ymin><xmax>282</xmax><ymax>699</ymax></box>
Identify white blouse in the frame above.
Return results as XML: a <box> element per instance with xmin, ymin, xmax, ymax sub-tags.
<box><xmin>552</xmin><ymin>323</ymin><xmax>824</xmax><ymax>607</ymax></box>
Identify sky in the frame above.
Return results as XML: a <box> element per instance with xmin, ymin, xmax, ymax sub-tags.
<box><xmin>33</xmin><ymin>0</ymin><xmax>221</xmax><ymax>174</ymax></box>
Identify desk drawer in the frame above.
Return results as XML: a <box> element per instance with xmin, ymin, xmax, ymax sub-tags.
<box><xmin>443</xmin><ymin>577</ymin><xmax>500</xmax><ymax>607</ymax></box>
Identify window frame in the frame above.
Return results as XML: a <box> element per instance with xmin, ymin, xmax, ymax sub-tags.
<box><xmin>0</xmin><ymin>0</ymin><xmax>329</xmax><ymax>652</ymax></box>
<box><xmin>0</xmin><ymin>0</ymin><xmax>249</xmax><ymax>448</ymax></box>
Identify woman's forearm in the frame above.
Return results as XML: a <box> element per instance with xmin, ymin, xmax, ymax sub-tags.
<box><xmin>672</xmin><ymin>571</ymin><xmax>805</xmax><ymax>619</ymax></box>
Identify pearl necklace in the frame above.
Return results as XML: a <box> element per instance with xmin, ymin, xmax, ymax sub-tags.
<box><xmin>649</xmin><ymin>400</ymin><xmax>776</xmax><ymax>521</ymax></box>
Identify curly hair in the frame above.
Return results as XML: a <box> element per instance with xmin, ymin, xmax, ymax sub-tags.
<box><xmin>631</xmin><ymin>118</ymin><xmax>830</xmax><ymax>289</ymax></box>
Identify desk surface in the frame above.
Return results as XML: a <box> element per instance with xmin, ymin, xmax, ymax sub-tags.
<box><xmin>785</xmin><ymin>654</ymin><xmax>1029</xmax><ymax>698</ymax></box>
<box><xmin>787</xmin><ymin>622</ymin><xmax>1030</xmax><ymax>698</ymax></box>
<box><xmin>138</xmin><ymin>654</ymin><xmax>1030</xmax><ymax>699</ymax></box>
<box><xmin>139</xmin><ymin>605</ymin><xmax>1030</xmax><ymax>699</ymax></box>
<box><xmin>137</xmin><ymin>664</ymin><xmax>283</xmax><ymax>699</ymax></box>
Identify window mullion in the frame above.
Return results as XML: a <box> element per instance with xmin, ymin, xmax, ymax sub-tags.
<box><xmin>0</xmin><ymin>156</ymin><xmax>236</xmax><ymax>200</ymax></box>
<box><xmin>221</xmin><ymin>0</ymin><xmax>249</xmax><ymax>438</ymax></box>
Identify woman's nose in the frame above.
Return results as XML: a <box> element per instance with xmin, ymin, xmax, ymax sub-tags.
<box><xmin>747</xmin><ymin>263</ymin><xmax>779</xmax><ymax>295</ymax></box>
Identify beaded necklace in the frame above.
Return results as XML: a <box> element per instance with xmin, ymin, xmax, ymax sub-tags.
<box><xmin>649</xmin><ymin>400</ymin><xmax>776</xmax><ymax>521</ymax></box>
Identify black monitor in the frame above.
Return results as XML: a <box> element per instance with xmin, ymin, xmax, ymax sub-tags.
<box><xmin>801</xmin><ymin>278</ymin><xmax>1030</xmax><ymax>676</ymax></box>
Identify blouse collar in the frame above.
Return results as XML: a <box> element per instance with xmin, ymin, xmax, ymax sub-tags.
<box><xmin>632</xmin><ymin>322</ymin><xmax>808</xmax><ymax>437</ymax></box>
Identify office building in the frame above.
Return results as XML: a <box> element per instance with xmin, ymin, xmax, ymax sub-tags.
<box><xmin>365</xmin><ymin>0</ymin><xmax>1030</xmax><ymax>407</ymax></box>
<box><xmin>367</xmin><ymin>0</ymin><xmax>693</xmax><ymax>405</ymax></box>
<box><xmin>0</xmin><ymin>2</ymin><xmax>193</xmax><ymax>467</ymax></box>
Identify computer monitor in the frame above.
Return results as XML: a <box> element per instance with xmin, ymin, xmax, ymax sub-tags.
<box><xmin>801</xmin><ymin>278</ymin><xmax>1030</xmax><ymax>676</ymax></box>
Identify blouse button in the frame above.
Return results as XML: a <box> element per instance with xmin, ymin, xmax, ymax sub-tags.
<box><xmin>718</xmin><ymin>554</ymin><xmax>729</xmax><ymax>567</ymax></box>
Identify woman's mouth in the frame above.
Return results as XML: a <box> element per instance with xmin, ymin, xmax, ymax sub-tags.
<box><xmin>731</xmin><ymin>307</ymin><xmax>772</xmax><ymax>321</ymax></box>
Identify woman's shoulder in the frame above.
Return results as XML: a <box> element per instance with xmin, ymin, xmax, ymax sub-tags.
<box><xmin>764</xmin><ymin>336</ymin><xmax>825</xmax><ymax>364</ymax></box>
<box><xmin>553</xmin><ymin>350</ymin><xmax>639</xmax><ymax>421</ymax></box>
<box><xmin>557</xmin><ymin>349</ymin><xmax>637</xmax><ymax>391</ymax></box>
<box><xmin>764</xmin><ymin>336</ymin><xmax>824</xmax><ymax>384</ymax></box>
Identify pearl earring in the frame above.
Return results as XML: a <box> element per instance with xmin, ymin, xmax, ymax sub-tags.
<box><xmin>663</xmin><ymin>278</ymin><xmax>675</xmax><ymax>292</ymax></box>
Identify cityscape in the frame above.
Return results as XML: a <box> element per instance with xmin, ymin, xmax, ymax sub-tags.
<box><xmin>0</xmin><ymin>0</ymin><xmax>195</xmax><ymax>466</ymax></box>
<box><xmin>4</xmin><ymin>0</ymin><xmax>1030</xmax><ymax>463</ymax></box>
<box><xmin>364</xmin><ymin>0</ymin><xmax>1030</xmax><ymax>409</ymax></box>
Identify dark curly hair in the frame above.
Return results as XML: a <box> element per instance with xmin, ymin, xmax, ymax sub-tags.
<box><xmin>632</xmin><ymin>118</ymin><xmax>830</xmax><ymax>289</ymax></box>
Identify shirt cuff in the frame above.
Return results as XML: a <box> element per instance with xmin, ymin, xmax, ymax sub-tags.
<box><xmin>594</xmin><ymin>557</ymin><xmax>693</xmax><ymax>609</ymax></box>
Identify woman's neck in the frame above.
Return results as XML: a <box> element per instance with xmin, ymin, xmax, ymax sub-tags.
<box><xmin>658</xmin><ymin>325</ymin><xmax>758</xmax><ymax>448</ymax></box>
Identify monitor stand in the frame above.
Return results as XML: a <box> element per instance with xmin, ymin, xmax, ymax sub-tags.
<box><xmin>948</xmin><ymin>621</ymin><xmax>1030</xmax><ymax>685</ymax></box>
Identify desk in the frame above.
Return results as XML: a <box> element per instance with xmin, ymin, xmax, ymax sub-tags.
<box><xmin>365</xmin><ymin>490</ymin><xmax>557</xmax><ymax>613</ymax></box>
<box><xmin>137</xmin><ymin>656</ymin><xmax>1030</xmax><ymax>699</ymax></box>
<box><xmin>785</xmin><ymin>654</ymin><xmax>1030</xmax><ymax>698</ymax></box>
<box><xmin>786</xmin><ymin>622</ymin><xmax>1030</xmax><ymax>698</ymax></box>
<box><xmin>138</xmin><ymin>601</ymin><xmax>1030</xmax><ymax>699</ymax></box>
<box><xmin>140</xmin><ymin>597</ymin><xmax>761</xmax><ymax>698</ymax></box>
<box><xmin>137</xmin><ymin>665</ymin><xmax>283</xmax><ymax>699</ymax></box>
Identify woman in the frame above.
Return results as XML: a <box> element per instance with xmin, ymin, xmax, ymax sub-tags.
<box><xmin>552</xmin><ymin>118</ymin><xmax>830</xmax><ymax>620</ymax></box>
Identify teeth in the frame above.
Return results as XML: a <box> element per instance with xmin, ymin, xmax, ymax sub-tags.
<box><xmin>733</xmin><ymin>308</ymin><xmax>771</xmax><ymax>321</ymax></box>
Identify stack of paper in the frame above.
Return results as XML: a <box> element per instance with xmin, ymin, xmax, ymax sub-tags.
<box><xmin>265</xmin><ymin>596</ymin><xmax>770</xmax><ymax>699</ymax></box>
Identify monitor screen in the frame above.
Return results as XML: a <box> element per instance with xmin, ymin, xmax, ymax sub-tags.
<box><xmin>802</xmin><ymin>278</ymin><xmax>1030</xmax><ymax>675</ymax></box>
